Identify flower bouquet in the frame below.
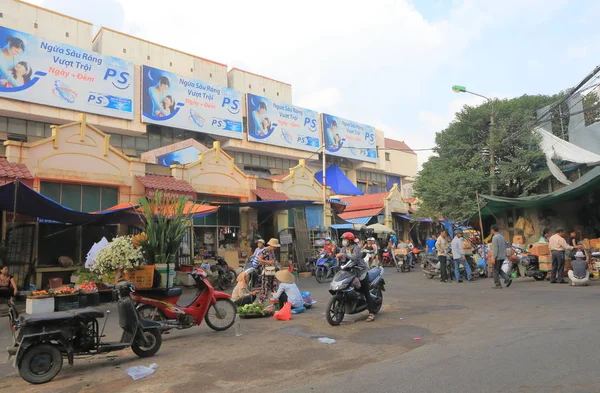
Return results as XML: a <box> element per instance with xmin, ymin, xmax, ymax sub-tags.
<box><xmin>90</xmin><ymin>236</ymin><xmax>142</xmax><ymax>276</ymax></box>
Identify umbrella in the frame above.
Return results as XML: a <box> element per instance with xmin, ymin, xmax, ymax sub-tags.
<box><xmin>367</xmin><ymin>223</ymin><xmax>394</xmax><ymax>234</ymax></box>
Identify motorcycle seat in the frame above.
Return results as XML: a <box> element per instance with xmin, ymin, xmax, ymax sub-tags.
<box><xmin>70</xmin><ymin>308</ymin><xmax>105</xmax><ymax>320</ymax></box>
<box><xmin>135</xmin><ymin>287</ymin><xmax>183</xmax><ymax>298</ymax></box>
<box><xmin>21</xmin><ymin>312</ymin><xmax>74</xmax><ymax>325</ymax></box>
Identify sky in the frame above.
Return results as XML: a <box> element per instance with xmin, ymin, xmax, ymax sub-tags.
<box><xmin>27</xmin><ymin>0</ymin><xmax>600</xmax><ymax>167</ymax></box>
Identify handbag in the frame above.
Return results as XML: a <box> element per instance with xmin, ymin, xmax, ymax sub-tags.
<box><xmin>263</xmin><ymin>266</ymin><xmax>277</xmax><ymax>276</ymax></box>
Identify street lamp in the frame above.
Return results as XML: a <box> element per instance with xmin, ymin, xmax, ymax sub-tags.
<box><xmin>451</xmin><ymin>85</ymin><xmax>496</xmax><ymax>194</ymax></box>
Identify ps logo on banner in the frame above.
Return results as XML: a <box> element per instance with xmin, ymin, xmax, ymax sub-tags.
<box><xmin>103</xmin><ymin>68</ymin><xmax>131</xmax><ymax>90</ymax></box>
<box><xmin>365</xmin><ymin>132</ymin><xmax>375</xmax><ymax>145</ymax></box>
<box><xmin>222</xmin><ymin>97</ymin><xmax>240</xmax><ymax>115</ymax></box>
<box><xmin>304</xmin><ymin>117</ymin><xmax>318</xmax><ymax>132</ymax></box>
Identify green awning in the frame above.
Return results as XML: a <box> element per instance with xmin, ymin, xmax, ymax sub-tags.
<box><xmin>480</xmin><ymin>166</ymin><xmax>600</xmax><ymax>216</ymax></box>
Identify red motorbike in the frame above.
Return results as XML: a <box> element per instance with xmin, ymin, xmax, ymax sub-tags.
<box><xmin>132</xmin><ymin>268</ymin><xmax>237</xmax><ymax>333</ymax></box>
<box><xmin>381</xmin><ymin>247</ymin><xmax>394</xmax><ymax>267</ymax></box>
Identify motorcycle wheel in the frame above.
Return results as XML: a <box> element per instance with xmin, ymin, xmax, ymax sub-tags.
<box><xmin>372</xmin><ymin>288</ymin><xmax>383</xmax><ymax>314</ymax></box>
<box><xmin>315</xmin><ymin>268</ymin><xmax>326</xmax><ymax>283</ymax></box>
<box><xmin>326</xmin><ymin>295</ymin><xmax>345</xmax><ymax>326</ymax></box>
<box><xmin>19</xmin><ymin>344</ymin><xmax>63</xmax><ymax>384</ymax></box>
<box><xmin>224</xmin><ymin>270</ymin><xmax>237</xmax><ymax>287</ymax></box>
<box><xmin>205</xmin><ymin>298</ymin><xmax>237</xmax><ymax>331</ymax></box>
<box><xmin>533</xmin><ymin>272</ymin><xmax>547</xmax><ymax>281</ymax></box>
<box><xmin>132</xmin><ymin>329</ymin><xmax>162</xmax><ymax>357</ymax></box>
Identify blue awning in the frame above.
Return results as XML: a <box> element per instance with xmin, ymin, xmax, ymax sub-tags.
<box><xmin>346</xmin><ymin>216</ymin><xmax>372</xmax><ymax>225</ymax></box>
<box><xmin>210</xmin><ymin>199</ymin><xmax>315</xmax><ymax>212</ymax></box>
<box><xmin>315</xmin><ymin>165</ymin><xmax>363</xmax><ymax>196</ymax></box>
<box><xmin>330</xmin><ymin>223</ymin><xmax>365</xmax><ymax>230</ymax></box>
<box><xmin>396</xmin><ymin>214</ymin><xmax>433</xmax><ymax>223</ymax></box>
<box><xmin>0</xmin><ymin>181</ymin><xmax>125</xmax><ymax>225</ymax></box>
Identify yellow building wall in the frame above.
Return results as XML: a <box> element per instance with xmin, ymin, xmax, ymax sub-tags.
<box><xmin>3</xmin><ymin>114</ymin><xmax>146</xmax><ymax>203</ymax></box>
<box><xmin>227</xmin><ymin>68</ymin><xmax>292</xmax><ymax>104</ymax></box>
<box><xmin>92</xmin><ymin>28</ymin><xmax>229</xmax><ymax>87</ymax></box>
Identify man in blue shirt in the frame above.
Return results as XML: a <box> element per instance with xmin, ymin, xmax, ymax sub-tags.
<box><xmin>426</xmin><ymin>234</ymin><xmax>437</xmax><ymax>255</ymax></box>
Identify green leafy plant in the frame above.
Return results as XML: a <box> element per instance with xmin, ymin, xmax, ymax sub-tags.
<box><xmin>75</xmin><ymin>268</ymin><xmax>101</xmax><ymax>284</ymax></box>
<box><xmin>138</xmin><ymin>191</ymin><xmax>195</xmax><ymax>266</ymax></box>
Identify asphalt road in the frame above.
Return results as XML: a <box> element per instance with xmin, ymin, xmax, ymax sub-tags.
<box><xmin>281</xmin><ymin>277</ymin><xmax>600</xmax><ymax>393</ymax></box>
<box><xmin>1</xmin><ymin>268</ymin><xmax>599</xmax><ymax>393</ymax></box>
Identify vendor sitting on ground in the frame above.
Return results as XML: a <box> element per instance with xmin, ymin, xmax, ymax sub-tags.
<box><xmin>231</xmin><ymin>271</ymin><xmax>260</xmax><ymax>306</ymax></box>
<box><xmin>272</xmin><ymin>270</ymin><xmax>304</xmax><ymax>309</ymax></box>
<box><xmin>568</xmin><ymin>251</ymin><xmax>590</xmax><ymax>287</ymax></box>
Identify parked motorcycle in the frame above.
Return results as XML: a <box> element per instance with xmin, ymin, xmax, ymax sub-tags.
<box><xmin>326</xmin><ymin>259</ymin><xmax>385</xmax><ymax>326</ymax></box>
<box><xmin>314</xmin><ymin>252</ymin><xmax>339</xmax><ymax>283</ymax></box>
<box><xmin>508</xmin><ymin>246</ymin><xmax>546</xmax><ymax>281</ymax></box>
<box><xmin>134</xmin><ymin>268</ymin><xmax>237</xmax><ymax>332</ymax></box>
<box><xmin>422</xmin><ymin>254</ymin><xmax>453</xmax><ymax>279</ymax></box>
<box><xmin>211</xmin><ymin>256</ymin><xmax>237</xmax><ymax>290</ymax></box>
<box><xmin>7</xmin><ymin>281</ymin><xmax>163</xmax><ymax>384</ymax></box>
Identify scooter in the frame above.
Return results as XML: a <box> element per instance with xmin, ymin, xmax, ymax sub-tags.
<box><xmin>7</xmin><ymin>281</ymin><xmax>163</xmax><ymax>384</ymax></box>
<box><xmin>133</xmin><ymin>268</ymin><xmax>237</xmax><ymax>332</ymax></box>
<box><xmin>326</xmin><ymin>258</ymin><xmax>385</xmax><ymax>326</ymax></box>
<box><xmin>397</xmin><ymin>251</ymin><xmax>411</xmax><ymax>272</ymax></box>
<box><xmin>422</xmin><ymin>254</ymin><xmax>453</xmax><ymax>279</ymax></box>
<box><xmin>212</xmin><ymin>256</ymin><xmax>237</xmax><ymax>290</ymax></box>
<box><xmin>314</xmin><ymin>252</ymin><xmax>339</xmax><ymax>283</ymax></box>
<box><xmin>509</xmin><ymin>246</ymin><xmax>547</xmax><ymax>281</ymax></box>
<box><xmin>364</xmin><ymin>250</ymin><xmax>377</xmax><ymax>268</ymax></box>
<box><xmin>407</xmin><ymin>248</ymin><xmax>421</xmax><ymax>268</ymax></box>
<box><xmin>381</xmin><ymin>248</ymin><xmax>394</xmax><ymax>268</ymax></box>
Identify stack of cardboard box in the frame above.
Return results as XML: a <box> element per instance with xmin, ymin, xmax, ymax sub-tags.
<box><xmin>530</xmin><ymin>243</ymin><xmax>551</xmax><ymax>272</ymax></box>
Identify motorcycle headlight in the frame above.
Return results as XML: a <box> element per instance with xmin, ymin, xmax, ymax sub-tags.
<box><xmin>330</xmin><ymin>282</ymin><xmax>344</xmax><ymax>291</ymax></box>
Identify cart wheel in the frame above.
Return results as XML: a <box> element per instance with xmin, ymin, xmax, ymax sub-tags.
<box><xmin>19</xmin><ymin>344</ymin><xmax>63</xmax><ymax>384</ymax></box>
<box><xmin>132</xmin><ymin>329</ymin><xmax>162</xmax><ymax>357</ymax></box>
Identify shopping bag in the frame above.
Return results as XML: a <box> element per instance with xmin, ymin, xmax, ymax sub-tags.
<box><xmin>273</xmin><ymin>301</ymin><xmax>292</xmax><ymax>321</ymax></box>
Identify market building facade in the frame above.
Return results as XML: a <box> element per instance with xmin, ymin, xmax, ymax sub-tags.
<box><xmin>0</xmin><ymin>0</ymin><xmax>419</xmax><ymax>287</ymax></box>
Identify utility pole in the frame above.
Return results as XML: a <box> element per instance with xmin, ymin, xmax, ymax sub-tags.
<box><xmin>452</xmin><ymin>85</ymin><xmax>496</xmax><ymax>194</ymax></box>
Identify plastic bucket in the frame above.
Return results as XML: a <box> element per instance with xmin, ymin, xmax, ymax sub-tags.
<box><xmin>155</xmin><ymin>263</ymin><xmax>175</xmax><ymax>288</ymax></box>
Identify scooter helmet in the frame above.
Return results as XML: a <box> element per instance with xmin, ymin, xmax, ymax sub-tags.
<box><xmin>341</xmin><ymin>232</ymin><xmax>355</xmax><ymax>242</ymax></box>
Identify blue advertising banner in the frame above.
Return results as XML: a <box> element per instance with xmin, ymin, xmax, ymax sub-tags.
<box><xmin>322</xmin><ymin>114</ymin><xmax>377</xmax><ymax>162</ymax></box>
<box><xmin>247</xmin><ymin>93</ymin><xmax>320</xmax><ymax>152</ymax></box>
<box><xmin>141</xmin><ymin>65</ymin><xmax>243</xmax><ymax>139</ymax></box>
<box><xmin>0</xmin><ymin>26</ymin><xmax>134</xmax><ymax>119</ymax></box>
<box><xmin>157</xmin><ymin>146</ymin><xmax>202</xmax><ymax>166</ymax></box>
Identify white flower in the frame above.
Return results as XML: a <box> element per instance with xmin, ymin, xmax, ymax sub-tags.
<box><xmin>91</xmin><ymin>236</ymin><xmax>142</xmax><ymax>275</ymax></box>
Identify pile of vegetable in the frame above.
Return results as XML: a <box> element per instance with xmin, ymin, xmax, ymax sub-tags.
<box><xmin>52</xmin><ymin>286</ymin><xmax>78</xmax><ymax>296</ymax></box>
<box><xmin>78</xmin><ymin>281</ymin><xmax>98</xmax><ymax>293</ymax></box>
<box><xmin>237</xmin><ymin>303</ymin><xmax>272</xmax><ymax>318</ymax></box>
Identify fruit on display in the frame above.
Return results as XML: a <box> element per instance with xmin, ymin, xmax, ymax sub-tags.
<box><xmin>79</xmin><ymin>281</ymin><xmax>98</xmax><ymax>293</ymax></box>
<box><xmin>238</xmin><ymin>303</ymin><xmax>271</xmax><ymax>317</ymax></box>
<box><xmin>31</xmin><ymin>290</ymin><xmax>49</xmax><ymax>297</ymax></box>
<box><xmin>53</xmin><ymin>286</ymin><xmax>78</xmax><ymax>295</ymax></box>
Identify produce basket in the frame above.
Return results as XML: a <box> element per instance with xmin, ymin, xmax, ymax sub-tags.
<box><xmin>237</xmin><ymin>303</ymin><xmax>273</xmax><ymax>319</ymax></box>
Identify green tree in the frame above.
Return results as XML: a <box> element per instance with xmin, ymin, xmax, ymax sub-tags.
<box><xmin>583</xmin><ymin>90</ymin><xmax>600</xmax><ymax>126</ymax></box>
<box><xmin>414</xmin><ymin>94</ymin><xmax>562</xmax><ymax>220</ymax></box>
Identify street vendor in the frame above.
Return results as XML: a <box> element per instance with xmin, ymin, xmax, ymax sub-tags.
<box><xmin>568</xmin><ymin>251</ymin><xmax>589</xmax><ymax>286</ymax></box>
<box><xmin>272</xmin><ymin>270</ymin><xmax>304</xmax><ymax>309</ymax></box>
<box><xmin>232</xmin><ymin>271</ymin><xmax>260</xmax><ymax>306</ymax></box>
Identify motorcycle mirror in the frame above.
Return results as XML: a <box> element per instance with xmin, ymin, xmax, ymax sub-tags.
<box><xmin>106</xmin><ymin>310</ymin><xmax>111</xmax><ymax>315</ymax></box>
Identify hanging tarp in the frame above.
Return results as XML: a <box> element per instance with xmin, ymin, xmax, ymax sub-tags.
<box><xmin>535</xmin><ymin>127</ymin><xmax>600</xmax><ymax>185</ymax></box>
<box><xmin>315</xmin><ymin>165</ymin><xmax>363</xmax><ymax>196</ymax></box>
<box><xmin>0</xmin><ymin>181</ymin><xmax>125</xmax><ymax>225</ymax></box>
<box><xmin>480</xmin><ymin>166</ymin><xmax>600</xmax><ymax>215</ymax></box>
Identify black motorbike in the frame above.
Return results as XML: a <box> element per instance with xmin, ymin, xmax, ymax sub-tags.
<box><xmin>7</xmin><ymin>281</ymin><xmax>163</xmax><ymax>384</ymax></box>
<box><xmin>509</xmin><ymin>246</ymin><xmax>547</xmax><ymax>281</ymax></box>
<box><xmin>326</xmin><ymin>257</ymin><xmax>385</xmax><ymax>326</ymax></box>
<box><xmin>211</xmin><ymin>256</ymin><xmax>237</xmax><ymax>290</ymax></box>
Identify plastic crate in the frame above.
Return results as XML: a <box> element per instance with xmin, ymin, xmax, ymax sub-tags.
<box><xmin>79</xmin><ymin>292</ymin><xmax>100</xmax><ymax>308</ymax></box>
<box><xmin>54</xmin><ymin>294</ymin><xmax>80</xmax><ymax>311</ymax></box>
<box><xmin>122</xmin><ymin>266</ymin><xmax>155</xmax><ymax>289</ymax></box>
